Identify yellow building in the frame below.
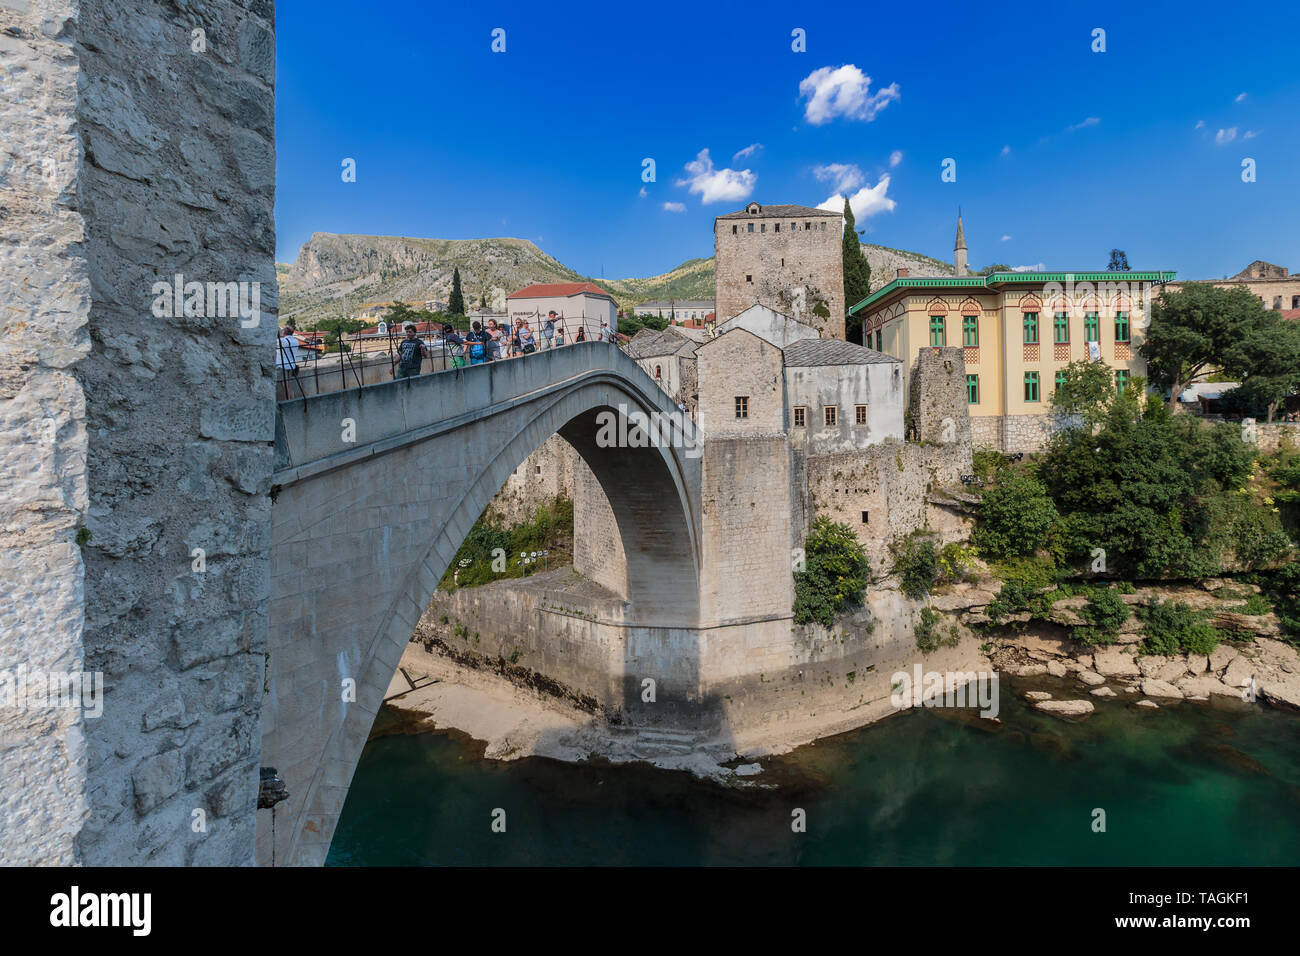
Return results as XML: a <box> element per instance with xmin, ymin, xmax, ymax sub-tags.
<box><xmin>849</xmin><ymin>217</ymin><xmax>1175</xmax><ymax>451</ymax></box>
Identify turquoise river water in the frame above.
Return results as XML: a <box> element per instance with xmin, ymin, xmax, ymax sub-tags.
<box><xmin>327</xmin><ymin>684</ymin><xmax>1300</xmax><ymax>866</ymax></box>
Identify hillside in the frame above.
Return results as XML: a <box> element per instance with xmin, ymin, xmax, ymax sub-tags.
<box><xmin>279</xmin><ymin>232</ymin><xmax>955</xmax><ymax>326</ymax></box>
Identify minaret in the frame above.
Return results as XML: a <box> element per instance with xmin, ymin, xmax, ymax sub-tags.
<box><xmin>954</xmin><ymin>208</ymin><xmax>968</xmax><ymax>276</ymax></box>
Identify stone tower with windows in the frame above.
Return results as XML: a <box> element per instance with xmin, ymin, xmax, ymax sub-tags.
<box><xmin>713</xmin><ymin>202</ymin><xmax>845</xmax><ymax>340</ymax></box>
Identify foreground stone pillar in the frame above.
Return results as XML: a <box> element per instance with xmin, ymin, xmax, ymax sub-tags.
<box><xmin>0</xmin><ymin>0</ymin><xmax>276</xmax><ymax>864</ymax></box>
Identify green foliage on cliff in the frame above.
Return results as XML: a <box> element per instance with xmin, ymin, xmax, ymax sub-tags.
<box><xmin>970</xmin><ymin>467</ymin><xmax>1059</xmax><ymax>560</ymax></box>
<box><xmin>1137</xmin><ymin>599</ymin><xmax>1221</xmax><ymax>656</ymax></box>
<box><xmin>1075</xmin><ymin>587</ymin><xmax>1131</xmax><ymax>645</ymax></box>
<box><xmin>440</xmin><ymin>497</ymin><xmax>574</xmax><ymax>591</ymax></box>
<box><xmin>793</xmin><ymin>516</ymin><xmax>871</xmax><ymax>627</ymax></box>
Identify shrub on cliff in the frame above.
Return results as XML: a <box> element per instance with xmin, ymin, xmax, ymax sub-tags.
<box><xmin>1075</xmin><ymin>587</ymin><xmax>1130</xmax><ymax>645</ymax></box>
<box><xmin>891</xmin><ymin>533</ymin><xmax>941</xmax><ymax>599</ymax></box>
<box><xmin>794</xmin><ymin>516</ymin><xmax>871</xmax><ymax>628</ymax></box>
<box><xmin>1137</xmin><ymin>598</ymin><xmax>1221</xmax><ymax>656</ymax></box>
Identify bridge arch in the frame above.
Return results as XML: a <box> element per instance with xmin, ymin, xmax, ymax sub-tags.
<box><xmin>259</xmin><ymin>343</ymin><xmax>701</xmax><ymax>865</ymax></box>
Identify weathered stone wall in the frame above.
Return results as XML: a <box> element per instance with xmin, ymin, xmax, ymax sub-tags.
<box><xmin>803</xmin><ymin>441</ymin><xmax>973</xmax><ymax>570</ymax></box>
<box><xmin>484</xmin><ymin>434</ymin><xmax>577</xmax><ymax>526</ymax></box>
<box><xmin>1253</xmin><ymin>422</ymin><xmax>1300</xmax><ymax>454</ymax></box>
<box><xmin>0</xmin><ymin>0</ymin><xmax>92</xmax><ymax>867</ymax></box>
<box><xmin>969</xmin><ymin>414</ymin><xmax>1002</xmax><ymax>450</ymax></box>
<box><xmin>1</xmin><ymin>0</ymin><xmax>277</xmax><ymax>865</ymax></box>
<box><xmin>697</xmin><ymin>328</ymin><xmax>784</xmax><ymax>437</ymax></box>
<box><xmin>75</xmin><ymin>0</ymin><xmax>277</xmax><ymax>865</ymax></box>
<box><xmin>909</xmin><ymin>346</ymin><xmax>971</xmax><ymax>446</ymax></box>
<box><xmin>714</xmin><ymin>210</ymin><xmax>844</xmax><ymax>339</ymax></box>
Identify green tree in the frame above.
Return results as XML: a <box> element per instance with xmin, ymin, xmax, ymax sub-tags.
<box><xmin>1220</xmin><ymin>315</ymin><xmax>1300</xmax><ymax>422</ymax></box>
<box><xmin>971</xmin><ymin>468</ymin><xmax>1060</xmax><ymax>559</ymax></box>
<box><xmin>448</xmin><ymin>267</ymin><xmax>466</xmax><ymax>316</ymax></box>
<box><xmin>793</xmin><ymin>516</ymin><xmax>871</xmax><ymax>627</ymax></box>
<box><xmin>841</xmin><ymin>198</ymin><xmax>871</xmax><ymax>343</ymax></box>
<box><xmin>1107</xmin><ymin>249</ymin><xmax>1130</xmax><ymax>271</ymax></box>
<box><xmin>1051</xmin><ymin>359</ymin><xmax>1124</xmax><ymax>429</ymax></box>
<box><xmin>974</xmin><ymin>263</ymin><xmax>1011</xmax><ymax>276</ymax></box>
<box><xmin>1142</xmin><ymin>284</ymin><xmax>1272</xmax><ymax>407</ymax></box>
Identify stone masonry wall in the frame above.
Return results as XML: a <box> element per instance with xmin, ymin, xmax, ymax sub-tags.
<box><xmin>0</xmin><ymin>0</ymin><xmax>276</xmax><ymax>865</ymax></box>
<box><xmin>0</xmin><ymin>0</ymin><xmax>92</xmax><ymax>866</ymax></box>
<box><xmin>714</xmin><ymin>211</ymin><xmax>844</xmax><ymax>339</ymax></box>
<box><xmin>483</xmin><ymin>433</ymin><xmax>577</xmax><ymax>526</ymax></box>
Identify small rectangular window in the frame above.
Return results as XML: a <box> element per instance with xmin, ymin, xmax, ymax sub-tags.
<box><xmin>824</xmin><ymin>405</ymin><xmax>838</xmax><ymax>426</ymax></box>
<box><xmin>855</xmin><ymin>404</ymin><xmax>868</xmax><ymax>425</ymax></box>
<box><xmin>774</xmin><ymin>224</ymin><xmax>780</xmax><ymax>232</ymax></box>
<box><xmin>746</xmin><ymin>274</ymin><xmax>752</xmax><ymax>283</ymax></box>
<box><xmin>1024</xmin><ymin>371</ymin><xmax>1040</xmax><ymax>403</ymax></box>
<box><xmin>962</xmin><ymin>315</ymin><xmax>978</xmax><ymax>347</ymax></box>
<box><xmin>861</xmin><ymin>511</ymin><xmax>870</xmax><ymax>524</ymax></box>
<box><xmin>731</xmin><ymin>225</ymin><xmax>737</xmax><ymax>234</ymax></box>
<box><xmin>1115</xmin><ymin>312</ymin><xmax>1130</xmax><ymax>342</ymax></box>
<box><xmin>966</xmin><ymin>374</ymin><xmax>979</xmax><ymax>404</ymax></box>
<box><xmin>534</xmin><ymin>464</ymin><xmax>542</xmax><ymax>475</ymax></box>
<box><xmin>793</xmin><ymin>406</ymin><xmax>806</xmax><ymax>427</ymax></box>
<box><xmin>761</xmin><ymin>223</ymin><xmax>766</xmax><ymax>233</ymax></box>
<box><xmin>735</xmin><ymin>396</ymin><xmax>748</xmax><ymax>419</ymax></box>
<box><xmin>1115</xmin><ymin>369</ymin><xmax>1130</xmax><ymax>393</ymax></box>
<box><xmin>1085</xmin><ymin>312</ymin><xmax>1099</xmax><ymax>342</ymax></box>
<box><xmin>1053</xmin><ymin>311</ymin><xmax>1069</xmax><ymax>343</ymax></box>
<box><xmin>747</xmin><ymin>223</ymin><xmax>754</xmax><ymax>233</ymax></box>
<box><xmin>804</xmin><ymin>222</ymin><xmax>811</xmax><ymax>230</ymax></box>
<box><xmin>1055</xmin><ymin>370</ymin><xmax>1067</xmax><ymax>391</ymax></box>
<box><xmin>1293</xmin><ymin>296</ymin><xmax>1299</xmax><ymax>309</ymax></box>
<box><xmin>929</xmin><ymin>315</ymin><xmax>946</xmax><ymax>347</ymax></box>
<box><xmin>1023</xmin><ymin>312</ymin><xmax>1039</xmax><ymax>344</ymax></box>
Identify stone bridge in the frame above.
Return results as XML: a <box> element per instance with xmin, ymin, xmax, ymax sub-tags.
<box><xmin>260</xmin><ymin>342</ymin><xmax>703</xmax><ymax>866</ymax></box>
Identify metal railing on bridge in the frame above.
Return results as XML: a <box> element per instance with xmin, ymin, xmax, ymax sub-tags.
<box><xmin>275</xmin><ymin>314</ymin><xmax>622</xmax><ymax>402</ymax></box>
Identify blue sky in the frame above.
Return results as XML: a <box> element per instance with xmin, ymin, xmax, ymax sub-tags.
<box><xmin>276</xmin><ymin>0</ymin><xmax>1300</xmax><ymax>282</ymax></box>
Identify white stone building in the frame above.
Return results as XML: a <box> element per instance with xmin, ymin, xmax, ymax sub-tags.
<box><xmin>633</xmin><ymin>299</ymin><xmax>714</xmax><ymax>322</ymax></box>
<box><xmin>507</xmin><ymin>282</ymin><xmax>618</xmax><ymax>339</ymax></box>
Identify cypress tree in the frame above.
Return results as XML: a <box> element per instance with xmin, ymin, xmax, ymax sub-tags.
<box><xmin>448</xmin><ymin>267</ymin><xmax>466</xmax><ymax>316</ymax></box>
<box><xmin>842</xmin><ymin>197</ymin><xmax>871</xmax><ymax>343</ymax></box>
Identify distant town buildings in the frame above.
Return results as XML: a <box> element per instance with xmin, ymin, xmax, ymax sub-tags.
<box><xmin>849</xmin><ymin>214</ymin><xmax>1176</xmax><ymax>451</ymax></box>
<box><xmin>625</xmin><ymin>325</ymin><xmax>707</xmax><ymax>416</ymax></box>
<box><xmin>714</xmin><ymin>201</ymin><xmax>845</xmax><ymax>340</ymax></box>
<box><xmin>1167</xmin><ymin>260</ymin><xmax>1300</xmax><ymax>319</ymax></box>
<box><xmin>632</xmin><ymin>299</ymin><xmax>714</xmax><ymax>322</ymax></box>
<box><xmin>355</xmin><ymin>298</ymin><xmax>447</xmax><ymax>320</ymax></box>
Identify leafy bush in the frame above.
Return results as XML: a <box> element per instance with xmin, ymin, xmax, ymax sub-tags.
<box><xmin>1075</xmin><ymin>587</ymin><xmax>1130</xmax><ymax>645</ymax></box>
<box><xmin>971</xmin><ymin>468</ymin><xmax>1059</xmax><ymax>559</ymax></box>
<box><xmin>985</xmin><ymin>556</ymin><xmax>1058</xmax><ymax>623</ymax></box>
<box><xmin>938</xmin><ymin>542</ymin><xmax>976</xmax><ymax>583</ymax></box>
<box><xmin>440</xmin><ymin>497</ymin><xmax>574</xmax><ymax>590</ymax></box>
<box><xmin>793</xmin><ymin>517</ymin><xmax>871</xmax><ymax>627</ymax></box>
<box><xmin>915</xmin><ymin>606</ymin><xmax>959</xmax><ymax>653</ymax></box>
<box><xmin>1137</xmin><ymin>599</ymin><xmax>1221</xmax><ymax>656</ymax></box>
<box><xmin>891</xmin><ymin>534</ymin><xmax>941</xmax><ymax>599</ymax></box>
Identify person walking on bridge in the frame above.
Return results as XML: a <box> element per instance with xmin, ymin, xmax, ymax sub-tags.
<box><xmin>394</xmin><ymin>322</ymin><xmax>427</xmax><ymax>379</ymax></box>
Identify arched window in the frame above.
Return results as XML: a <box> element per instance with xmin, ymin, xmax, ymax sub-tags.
<box><xmin>654</xmin><ymin>364</ymin><xmax>662</xmax><ymax>379</ymax></box>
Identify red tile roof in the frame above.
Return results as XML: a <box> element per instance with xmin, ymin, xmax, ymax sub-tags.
<box><xmin>507</xmin><ymin>282</ymin><xmax>614</xmax><ymax>300</ymax></box>
<box><xmin>1281</xmin><ymin>309</ymin><xmax>1300</xmax><ymax>321</ymax></box>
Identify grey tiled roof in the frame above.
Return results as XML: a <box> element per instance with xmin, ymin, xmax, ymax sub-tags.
<box><xmin>782</xmin><ymin>338</ymin><xmax>899</xmax><ymax>367</ymax></box>
<box><xmin>625</xmin><ymin>329</ymin><xmax>699</xmax><ymax>359</ymax></box>
<box><xmin>716</xmin><ymin>203</ymin><xmax>840</xmax><ymax>220</ymax></box>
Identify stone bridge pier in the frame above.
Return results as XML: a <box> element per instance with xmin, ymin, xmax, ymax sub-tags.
<box><xmin>261</xmin><ymin>343</ymin><xmax>702</xmax><ymax>866</ymax></box>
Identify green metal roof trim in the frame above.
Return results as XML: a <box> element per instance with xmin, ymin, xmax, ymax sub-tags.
<box><xmin>847</xmin><ymin>271</ymin><xmax>1178</xmax><ymax>315</ymax></box>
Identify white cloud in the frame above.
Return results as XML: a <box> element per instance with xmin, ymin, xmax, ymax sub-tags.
<box><xmin>1215</xmin><ymin>127</ymin><xmax>1238</xmax><ymax>145</ymax></box>
<box><xmin>798</xmin><ymin>65</ymin><xmax>900</xmax><ymax>125</ymax></box>
<box><xmin>889</xmin><ymin>150</ymin><xmax>903</xmax><ymax>167</ymax></box>
<box><xmin>1194</xmin><ymin>119</ymin><xmax>1205</xmax><ymax>129</ymax></box>
<box><xmin>675</xmin><ymin>148</ymin><xmax>757</xmax><ymax>204</ymax></box>
<box><xmin>1066</xmin><ymin>116</ymin><xmax>1100</xmax><ymax>133</ymax></box>
<box><xmin>1000</xmin><ymin>145</ymin><xmax>1011</xmax><ymax>157</ymax></box>
<box><xmin>732</xmin><ymin>143</ymin><xmax>763</xmax><ymax>162</ymax></box>
<box><xmin>1011</xmin><ymin>263</ymin><xmax>1045</xmax><ymax>273</ymax></box>
<box><xmin>1235</xmin><ymin>92</ymin><xmax>1247</xmax><ymax>103</ymax></box>
<box><xmin>817</xmin><ymin>173</ymin><xmax>896</xmax><ymax>221</ymax></box>
<box><xmin>1001</xmin><ymin>235</ymin><xmax>1011</xmax><ymax>242</ymax></box>
<box><xmin>1243</xmin><ymin>129</ymin><xmax>1258</xmax><ymax>140</ymax></box>
<box><xmin>812</xmin><ymin>163</ymin><xmax>865</xmax><ymax>194</ymax></box>
<box><xmin>638</xmin><ymin>186</ymin><xmax>647</xmax><ymax>198</ymax></box>
<box><xmin>662</xmin><ymin>201</ymin><xmax>686</xmax><ymax>213</ymax></box>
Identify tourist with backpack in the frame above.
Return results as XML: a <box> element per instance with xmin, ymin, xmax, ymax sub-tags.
<box><xmin>444</xmin><ymin>323</ymin><xmax>467</xmax><ymax>369</ymax></box>
<box><xmin>466</xmin><ymin>321</ymin><xmax>490</xmax><ymax>365</ymax></box>
<box><xmin>541</xmin><ymin>311</ymin><xmax>556</xmax><ymax>350</ymax></box>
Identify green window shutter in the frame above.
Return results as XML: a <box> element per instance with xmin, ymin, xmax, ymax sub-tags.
<box><xmin>1115</xmin><ymin>369</ymin><xmax>1130</xmax><ymax>393</ymax></box>
<box><xmin>1115</xmin><ymin>312</ymin><xmax>1130</xmax><ymax>342</ymax></box>
<box><xmin>962</xmin><ymin>315</ymin><xmax>978</xmax><ymax>347</ymax></box>
<box><xmin>1055</xmin><ymin>370</ymin><xmax>1067</xmax><ymax>390</ymax></box>
<box><xmin>1054</xmin><ymin>312</ymin><xmax>1069</xmax><ymax>343</ymax></box>
<box><xmin>1024</xmin><ymin>371</ymin><xmax>1039</xmax><ymax>402</ymax></box>
<box><xmin>966</xmin><ymin>374</ymin><xmax>979</xmax><ymax>404</ymax></box>
<box><xmin>1023</xmin><ymin>312</ymin><xmax>1038</xmax><ymax>344</ymax></box>
<box><xmin>1085</xmin><ymin>312</ymin><xmax>1099</xmax><ymax>342</ymax></box>
<box><xmin>929</xmin><ymin>316</ymin><xmax>946</xmax><ymax>347</ymax></box>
